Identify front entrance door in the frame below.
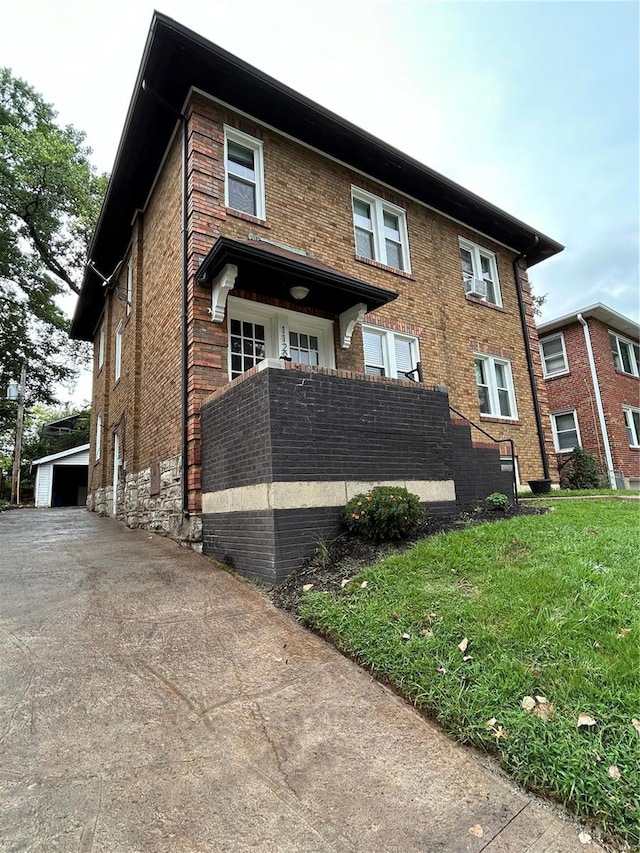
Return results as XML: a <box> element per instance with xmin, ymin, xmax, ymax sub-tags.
<box><xmin>112</xmin><ymin>431</ymin><xmax>120</xmax><ymax>516</ymax></box>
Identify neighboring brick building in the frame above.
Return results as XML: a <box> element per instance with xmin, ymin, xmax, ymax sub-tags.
<box><xmin>70</xmin><ymin>14</ymin><xmax>564</xmax><ymax>578</ymax></box>
<box><xmin>538</xmin><ymin>304</ymin><xmax>640</xmax><ymax>489</ymax></box>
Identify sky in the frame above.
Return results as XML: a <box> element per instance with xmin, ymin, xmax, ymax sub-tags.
<box><xmin>1</xmin><ymin>0</ymin><xmax>638</xmax><ymax>404</ymax></box>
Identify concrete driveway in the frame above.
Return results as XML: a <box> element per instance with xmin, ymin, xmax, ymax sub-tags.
<box><xmin>0</xmin><ymin>508</ymin><xmax>602</xmax><ymax>852</ymax></box>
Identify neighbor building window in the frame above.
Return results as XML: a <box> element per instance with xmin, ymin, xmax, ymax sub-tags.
<box><xmin>352</xmin><ymin>189</ymin><xmax>410</xmax><ymax>272</ymax></box>
<box><xmin>224</xmin><ymin>127</ymin><xmax>265</xmax><ymax>219</ymax></box>
<box><xmin>550</xmin><ymin>410</ymin><xmax>580</xmax><ymax>452</ymax></box>
<box><xmin>362</xmin><ymin>326</ymin><xmax>420</xmax><ymax>380</ymax></box>
<box><xmin>609</xmin><ymin>332</ymin><xmax>639</xmax><ymax>377</ymax></box>
<box><xmin>114</xmin><ymin>322</ymin><xmax>122</xmax><ymax>382</ymax></box>
<box><xmin>126</xmin><ymin>259</ymin><xmax>133</xmax><ymax>316</ymax></box>
<box><xmin>227</xmin><ymin>296</ymin><xmax>334</xmax><ymax>380</ymax></box>
<box><xmin>474</xmin><ymin>354</ymin><xmax>517</xmax><ymax>419</ymax></box>
<box><xmin>459</xmin><ymin>238</ymin><xmax>502</xmax><ymax>306</ymax></box>
<box><xmin>98</xmin><ymin>322</ymin><xmax>105</xmax><ymax>369</ymax></box>
<box><xmin>95</xmin><ymin>413</ymin><xmax>102</xmax><ymax>460</ymax></box>
<box><xmin>539</xmin><ymin>333</ymin><xmax>568</xmax><ymax>377</ymax></box>
<box><xmin>623</xmin><ymin>406</ymin><xmax>640</xmax><ymax>447</ymax></box>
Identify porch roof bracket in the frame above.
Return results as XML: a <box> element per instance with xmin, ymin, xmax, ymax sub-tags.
<box><xmin>208</xmin><ymin>263</ymin><xmax>239</xmax><ymax>322</ymax></box>
<box><xmin>339</xmin><ymin>302</ymin><xmax>367</xmax><ymax>349</ymax></box>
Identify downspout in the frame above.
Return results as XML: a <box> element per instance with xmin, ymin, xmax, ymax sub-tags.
<box><xmin>141</xmin><ymin>82</ymin><xmax>190</xmax><ymax>520</ymax></box>
<box><xmin>577</xmin><ymin>314</ymin><xmax>617</xmax><ymax>488</ymax></box>
<box><xmin>512</xmin><ymin>236</ymin><xmax>550</xmax><ymax>480</ymax></box>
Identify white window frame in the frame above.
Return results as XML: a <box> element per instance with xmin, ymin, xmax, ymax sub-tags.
<box><xmin>114</xmin><ymin>322</ymin><xmax>122</xmax><ymax>383</ymax></box>
<box><xmin>550</xmin><ymin>409</ymin><xmax>581</xmax><ymax>453</ymax></box>
<box><xmin>351</xmin><ymin>187</ymin><xmax>411</xmax><ymax>273</ymax></box>
<box><xmin>95</xmin><ymin>413</ymin><xmax>102</xmax><ymax>461</ymax></box>
<box><xmin>224</xmin><ymin>126</ymin><xmax>266</xmax><ymax>220</ymax></box>
<box><xmin>126</xmin><ymin>259</ymin><xmax>133</xmax><ymax>316</ymax></box>
<box><xmin>539</xmin><ymin>333</ymin><xmax>569</xmax><ymax>378</ymax></box>
<box><xmin>458</xmin><ymin>237</ymin><xmax>502</xmax><ymax>306</ymax></box>
<box><xmin>609</xmin><ymin>331</ymin><xmax>640</xmax><ymax>377</ymax></box>
<box><xmin>623</xmin><ymin>406</ymin><xmax>640</xmax><ymax>447</ymax></box>
<box><xmin>226</xmin><ymin>296</ymin><xmax>335</xmax><ymax>380</ymax></box>
<box><xmin>98</xmin><ymin>322</ymin><xmax>105</xmax><ymax>369</ymax></box>
<box><xmin>474</xmin><ymin>353</ymin><xmax>518</xmax><ymax>420</ymax></box>
<box><xmin>362</xmin><ymin>325</ymin><xmax>420</xmax><ymax>380</ymax></box>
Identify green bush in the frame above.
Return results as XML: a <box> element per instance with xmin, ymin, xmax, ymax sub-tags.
<box><xmin>486</xmin><ymin>491</ymin><xmax>509</xmax><ymax>511</ymax></box>
<box><xmin>560</xmin><ymin>446</ymin><xmax>601</xmax><ymax>489</ymax></box>
<box><xmin>343</xmin><ymin>486</ymin><xmax>422</xmax><ymax>542</ymax></box>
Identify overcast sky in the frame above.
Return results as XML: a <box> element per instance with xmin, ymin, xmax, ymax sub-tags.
<box><xmin>2</xmin><ymin>0</ymin><xmax>638</xmax><ymax>402</ymax></box>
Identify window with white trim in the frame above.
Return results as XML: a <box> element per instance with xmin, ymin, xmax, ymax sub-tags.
<box><xmin>550</xmin><ymin>410</ymin><xmax>580</xmax><ymax>453</ymax></box>
<box><xmin>114</xmin><ymin>322</ymin><xmax>122</xmax><ymax>383</ymax></box>
<box><xmin>352</xmin><ymin>189</ymin><xmax>410</xmax><ymax>272</ymax></box>
<box><xmin>98</xmin><ymin>322</ymin><xmax>105</xmax><ymax>369</ymax></box>
<box><xmin>126</xmin><ymin>259</ymin><xmax>133</xmax><ymax>316</ymax></box>
<box><xmin>227</xmin><ymin>296</ymin><xmax>334</xmax><ymax>380</ymax></box>
<box><xmin>623</xmin><ymin>406</ymin><xmax>640</xmax><ymax>447</ymax></box>
<box><xmin>459</xmin><ymin>238</ymin><xmax>502</xmax><ymax>306</ymax></box>
<box><xmin>539</xmin><ymin>333</ymin><xmax>568</xmax><ymax>377</ymax></box>
<box><xmin>474</xmin><ymin>354</ymin><xmax>517</xmax><ymax>419</ymax></box>
<box><xmin>362</xmin><ymin>326</ymin><xmax>420</xmax><ymax>380</ymax></box>
<box><xmin>224</xmin><ymin>127</ymin><xmax>265</xmax><ymax>219</ymax></box>
<box><xmin>95</xmin><ymin>413</ymin><xmax>102</xmax><ymax>461</ymax></box>
<box><xmin>609</xmin><ymin>332</ymin><xmax>639</xmax><ymax>377</ymax></box>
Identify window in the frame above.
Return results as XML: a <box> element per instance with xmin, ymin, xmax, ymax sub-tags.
<box><xmin>539</xmin><ymin>333</ymin><xmax>568</xmax><ymax>377</ymax></box>
<box><xmin>352</xmin><ymin>189</ymin><xmax>410</xmax><ymax>272</ymax></box>
<box><xmin>474</xmin><ymin>354</ymin><xmax>517</xmax><ymax>419</ymax></box>
<box><xmin>126</xmin><ymin>259</ymin><xmax>133</xmax><ymax>316</ymax></box>
<box><xmin>623</xmin><ymin>406</ymin><xmax>640</xmax><ymax>447</ymax></box>
<box><xmin>459</xmin><ymin>238</ymin><xmax>501</xmax><ymax>306</ymax></box>
<box><xmin>550</xmin><ymin>410</ymin><xmax>580</xmax><ymax>452</ymax></box>
<box><xmin>610</xmin><ymin>332</ymin><xmax>640</xmax><ymax>377</ymax></box>
<box><xmin>98</xmin><ymin>323</ymin><xmax>105</xmax><ymax>369</ymax></box>
<box><xmin>114</xmin><ymin>322</ymin><xmax>122</xmax><ymax>382</ymax></box>
<box><xmin>227</xmin><ymin>297</ymin><xmax>334</xmax><ymax>380</ymax></box>
<box><xmin>362</xmin><ymin>326</ymin><xmax>420</xmax><ymax>380</ymax></box>
<box><xmin>95</xmin><ymin>413</ymin><xmax>102</xmax><ymax>460</ymax></box>
<box><xmin>224</xmin><ymin>127</ymin><xmax>265</xmax><ymax>219</ymax></box>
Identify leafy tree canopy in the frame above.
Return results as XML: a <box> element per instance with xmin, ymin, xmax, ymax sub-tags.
<box><xmin>0</xmin><ymin>69</ymin><xmax>107</xmax><ymax>436</ymax></box>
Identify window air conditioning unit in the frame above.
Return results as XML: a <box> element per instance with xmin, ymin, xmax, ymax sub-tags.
<box><xmin>465</xmin><ymin>277</ymin><xmax>487</xmax><ymax>298</ymax></box>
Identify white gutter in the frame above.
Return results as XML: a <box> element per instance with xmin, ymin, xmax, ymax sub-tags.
<box><xmin>577</xmin><ymin>313</ymin><xmax>617</xmax><ymax>489</ymax></box>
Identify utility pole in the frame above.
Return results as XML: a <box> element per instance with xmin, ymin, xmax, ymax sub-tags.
<box><xmin>10</xmin><ymin>364</ymin><xmax>26</xmax><ymax>504</ymax></box>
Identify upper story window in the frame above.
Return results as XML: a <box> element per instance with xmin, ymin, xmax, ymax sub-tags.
<box><xmin>550</xmin><ymin>410</ymin><xmax>580</xmax><ymax>453</ymax></box>
<box><xmin>95</xmin><ymin>413</ymin><xmax>102</xmax><ymax>460</ymax></box>
<box><xmin>540</xmin><ymin>333</ymin><xmax>568</xmax><ymax>377</ymax></box>
<box><xmin>474</xmin><ymin>354</ymin><xmax>517</xmax><ymax>419</ymax></box>
<box><xmin>224</xmin><ymin>127</ymin><xmax>265</xmax><ymax>220</ymax></box>
<box><xmin>609</xmin><ymin>331</ymin><xmax>639</xmax><ymax>377</ymax></box>
<box><xmin>227</xmin><ymin>296</ymin><xmax>334</xmax><ymax>380</ymax></box>
<box><xmin>97</xmin><ymin>322</ymin><xmax>105</xmax><ymax>369</ymax></box>
<box><xmin>126</xmin><ymin>259</ymin><xmax>133</xmax><ymax>316</ymax></box>
<box><xmin>623</xmin><ymin>406</ymin><xmax>640</xmax><ymax>447</ymax></box>
<box><xmin>459</xmin><ymin>238</ymin><xmax>501</xmax><ymax>306</ymax></box>
<box><xmin>362</xmin><ymin>326</ymin><xmax>420</xmax><ymax>380</ymax></box>
<box><xmin>114</xmin><ymin>322</ymin><xmax>123</xmax><ymax>383</ymax></box>
<box><xmin>352</xmin><ymin>189</ymin><xmax>410</xmax><ymax>272</ymax></box>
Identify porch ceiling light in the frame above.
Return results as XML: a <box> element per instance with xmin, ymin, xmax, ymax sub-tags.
<box><xmin>289</xmin><ymin>285</ymin><xmax>310</xmax><ymax>301</ymax></box>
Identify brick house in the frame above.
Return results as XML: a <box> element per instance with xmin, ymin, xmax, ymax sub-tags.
<box><xmin>70</xmin><ymin>14</ymin><xmax>564</xmax><ymax>582</ymax></box>
<box><xmin>538</xmin><ymin>304</ymin><xmax>640</xmax><ymax>489</ymax></box>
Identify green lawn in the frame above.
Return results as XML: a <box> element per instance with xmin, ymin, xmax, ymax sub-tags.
<box><xmin>518</xmin><ymin>487</ymin><xmax>640</xmax><ymax>498</ymax></box>
<box><xmin>300</xmin><ymin>500</ymin><xmax>640</xmax><ymax>844</ymax></box>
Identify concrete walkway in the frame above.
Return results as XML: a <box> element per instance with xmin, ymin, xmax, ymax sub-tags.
<box><xmin>0</xmin><ymin>508</ymin><xmax>603</xmax><ymax>852</ymax></box>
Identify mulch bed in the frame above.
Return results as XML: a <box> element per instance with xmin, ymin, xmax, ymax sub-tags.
<box><xmin>271</xmin><ymin>504</ymin><xmax>548</xmax><ymax>614</ymax></box>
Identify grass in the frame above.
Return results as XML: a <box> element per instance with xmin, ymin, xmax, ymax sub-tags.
<box><xmin>299</xmin><ymin>499</ymin><xmax>640</xmax><ymax>845</ymax></box>
<box><xmin>518</xmin><ymin>487</ymin><xmax>640</xmax><ymax>498</ymax></box>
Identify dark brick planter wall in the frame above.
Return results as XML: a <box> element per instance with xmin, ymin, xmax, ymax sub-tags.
<box><xmin>450</xmin><ymin>424</ymin><xmax>515</xmax><ymax>508</ymax></box>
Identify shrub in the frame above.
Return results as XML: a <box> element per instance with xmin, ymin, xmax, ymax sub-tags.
<box><xmin>486</xmin><ymin>491</ymin><xmax>509</xmax><ymax>511</ymax></box>
<box><xmin>343</xmin><ymin>486</ymin><xmax>422</xmax><ymax>542</ymax></box>
<box><xmin>560</xmin><ymin>446</ymin><xmax>601</xmax><ymax>490</ymax></box>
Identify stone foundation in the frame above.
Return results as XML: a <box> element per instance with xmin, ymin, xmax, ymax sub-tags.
<box><xmin>86</xmin><ymin>454</ymin><xmax>202</xmax><ymax>550</ymax></box>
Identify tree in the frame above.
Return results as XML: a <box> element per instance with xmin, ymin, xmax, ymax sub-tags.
<box><xmin>0</xmin><ymin>69</ymin><xmax>107</xmax><ymax>440</ymax></box>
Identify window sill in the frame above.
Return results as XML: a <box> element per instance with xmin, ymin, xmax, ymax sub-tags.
<box><xmin>614</xmin><ymin>368</ymin><xmax>639</xmax><ymax>380</ymax></box>
<box><xmin>355</xmin><ymin>255</ymin><xmax>414</xmax><ymax>280</ymax></box>
<box><xmin>543</xmin><ymin>370</ymin><xmax>570</xmax><ymax>381</ymax></box>
<box><xmin>480</xmin><ymin>414</ymin><xmax>519</xmax><ymax>425</ymax></box>
<box><xmin>226</xmin><ymin>208</ymin><xmax>270</xmax><ymax>228</ymax></box>
<box><xmin>465</xmin><ymin>294</ymin><xmax>506</xmax><ymax>313</ymax></box>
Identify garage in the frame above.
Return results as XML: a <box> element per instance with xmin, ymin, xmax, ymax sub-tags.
<box><xmin>32</xmin><ymin>444</ymin><xmax>90</xmax><ymax>508</ymax></box>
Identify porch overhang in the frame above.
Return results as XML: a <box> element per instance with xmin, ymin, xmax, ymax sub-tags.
<box><xmin>196</xmin><ymin>236</ymin><xmax>398</xmax><ymax>320</ymax></box>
